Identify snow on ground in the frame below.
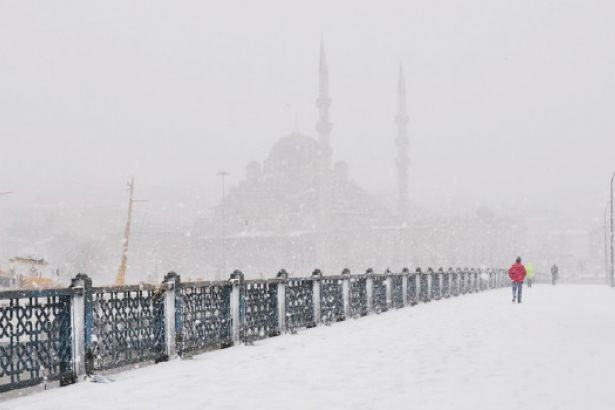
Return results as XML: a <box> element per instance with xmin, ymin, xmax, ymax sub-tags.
<box><xmin>2</xmin><ymin>285</ymin><xmax>615</xmax><ymax>410</ymax></box>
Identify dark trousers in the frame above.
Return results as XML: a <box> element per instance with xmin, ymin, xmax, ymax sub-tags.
<box><xmin>512</xmin><ymin>281</ymin><xmax>523</xmax><ymax>302</ymax></box>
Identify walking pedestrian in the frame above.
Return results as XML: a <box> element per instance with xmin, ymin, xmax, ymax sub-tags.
<box><xmin>551</xmin><ymin>264</ymin><xmax>559</xmax><ymax>285</ymax></box>
<box><xmin>508</xmin><ymin>257</ymin><xmax>527</xmax><ymax>303</ymax></box>
<box><xmin>526</xmin><ymin>263</ymin><xmax>535</xmax><ymax>288</ymax></box>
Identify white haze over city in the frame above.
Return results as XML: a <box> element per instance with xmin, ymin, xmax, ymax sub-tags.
<box><xmin>1</xmin><ymin>0</ymin><xmax>615</xmax><ymax>283</ymax></box>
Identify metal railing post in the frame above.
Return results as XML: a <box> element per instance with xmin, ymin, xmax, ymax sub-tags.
<box><xmin>312</xmin><ymin>269</ymin><xmax>322</xmax><ymax>325</ymax></box>
<box><xmin>341</xmin><ymin>268</ymin><xmax>351</xmax><ymax>318</ymax></box>
<box><xmin>69</xmin><ymin>274</ymin><xmax>90</xmax><ymax>381</ymax></box>
<box><xmin>229</xmin><ymin>270</ymin><xmax>244</xmax><ymax>344</ymax></box>
<box><xmin>365</xmin><ymin>268</ymin><xmax>374</xmax><ymax>314</ymax></box>
<box><xmin>385</xmin><ymin>269</ymin><xmax>393</xmax><ymax>309</ymax></box>
<box><xmin>426</xmin><ymin>268</ymin><xmax>432</xmax><ymax>301</ymax></box>
<box><xmin>435</xmin><ymin>268</ymin><xmax>443</xmax><ymax>300</ymax></box>
<box><xmin>409</xmin><ymin>268</ymin><xmax>419</xmax><ymax>305</ymax></box>
<box><xmin>416</xmin><ymin>268</ymin><xmax>424</xmax><ymax>302</ymax></box>
<box><xmin>162</xmin><ymin>276</ymin><xmax>177</xmax><ymax>359</ymax></box>
<box><xmin>445</xmin><ymin>267</ymin><xmax>454</xmax><ymax>298</ymax></box>
<box><xmin>276</xmin><ymin>269</ymin><xmax>288</xmax><ymax>334</ymax></box>
<box><xmin>401</xmin><ymin>267</ymin><xmax>409</xmax><ymax>306</ymax></box>
<box><xmin>162</xmin><ymin>271</ymin><xmax>182</xmax><ymax>358</ymax></box>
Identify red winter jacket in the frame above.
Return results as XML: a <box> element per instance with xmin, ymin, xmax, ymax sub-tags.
<box><xmin>508</xmin><ymin>263</ymin><xmax>527</xmax><ymax>283</ymax></box>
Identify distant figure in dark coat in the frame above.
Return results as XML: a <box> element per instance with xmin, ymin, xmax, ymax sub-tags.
<box><xmin>551</xmin><ymin>264</ymin><xmax>559</xmax><ymax>285</ymax></box>
<box><xmin>508</xmin><ymin>257</ymin><xmax>527</xmax><ymax>303</ymax></box>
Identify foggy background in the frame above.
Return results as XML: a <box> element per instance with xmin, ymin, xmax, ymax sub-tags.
<box><xmin>1</xmin><ymin>0</ymin><xmax>614</xmax><ymax>284</ymax></box>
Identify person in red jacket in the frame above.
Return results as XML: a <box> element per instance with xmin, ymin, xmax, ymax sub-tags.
<box><xmin>508</xmin><ymin>257</ymin><xmax>527</xmax><ymax>303</ymax></box>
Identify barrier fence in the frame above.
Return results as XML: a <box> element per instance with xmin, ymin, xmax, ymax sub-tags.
<box><xmin>0</xmin><ymin>267</ymin><xmax>508</xmax><ymax>393</ymax></box>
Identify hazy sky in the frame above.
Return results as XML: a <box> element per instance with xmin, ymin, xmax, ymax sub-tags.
<box><xmin>1</xmin><ymin>0</ymin><xmax>614</xmax><ymax>221</ymax></box>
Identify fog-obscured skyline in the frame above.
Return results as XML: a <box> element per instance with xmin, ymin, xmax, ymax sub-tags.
<box><xmin>1</xmin><ymin>1</ymin><xmax>614</xmax><ymax>280</ymax></box>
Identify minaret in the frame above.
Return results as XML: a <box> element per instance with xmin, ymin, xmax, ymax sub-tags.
<box><xmin>316</xmin><ymin>40</ymin><xmax>333</xmax><ymax>166</ymax></box>
<box><xmin>396</xmin><ymin>63</ymin><xmax>410</xmax><ymax>224</ymax></box>
<box><xmin>316</xmin><ymin>41</ymin><xmax>332</xmax><ymax>270</ymax></box>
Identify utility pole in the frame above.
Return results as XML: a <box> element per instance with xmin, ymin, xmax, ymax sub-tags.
<box><xmin>217</xmin><ymin>171</ymin><xmax>229</xmax><ymax>280</ymax></box>
<box><xmin>114</xmin><ymin>178</ymin><xmax>146</xmax><ymax>286</ymax></box>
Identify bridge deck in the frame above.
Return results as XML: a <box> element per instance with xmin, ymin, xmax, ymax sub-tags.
<box><xmin>2</xmin><ymin>285</ymin><xmax>614</xmax><ymax>410</ymax></box>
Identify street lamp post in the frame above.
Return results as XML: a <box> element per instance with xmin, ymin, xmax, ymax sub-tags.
<box><xmin>217</xmin><ymin>171</ymin><xmax>229</xmax><ymax>280</ymax></box>
<box><xmin>605</xmin><ymin>200</ymin><xmax>610</xmax><ymax>283</ymax></box>
<box><xmin>611</xmin><ymin>172</ymin><xmax>615</xmax><ymax>287</ymax></box>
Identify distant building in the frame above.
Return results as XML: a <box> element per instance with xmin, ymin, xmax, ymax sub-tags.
<box><xmin>195</xmin><ymin>43</ymin><xmax>403</xmax><ymax>278</ymax></box>
<box><xmin>191</xmin><ymin>43</ymin><xmax>528</xmax><ymax>279</ymax></box>
<box><xmin>1</xmin><ymin>256</ymin><xmax>58</xmax><ymax>289</ymax></box>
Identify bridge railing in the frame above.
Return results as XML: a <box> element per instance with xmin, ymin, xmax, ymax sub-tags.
<box><xmin>0</xmin><ymin>266</ymin><xmax>508</xmax><ymax>393</ymax></box>
<box><xmin>0</xmin><ymin>288</ymin><xmax>75</xmax><ymax>393</ymax></box>
<box><xmin>89</xmin><ymin>284</ymin><xmax>166</xmax><ymax>372</ymax></box>
<box><xmin>175</xmin><ymin>278</ymin><xmax>232</xmax><ymax>356</ymax></box>
<box><xmin>318</xmin><ymin>274</ymin><xmax>345</xmax><ymax>324</ymax></box>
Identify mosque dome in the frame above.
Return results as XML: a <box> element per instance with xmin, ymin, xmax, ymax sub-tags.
<box><xmin>263</xmin><ymin>132</ymin><xmax>321</xmax><ymax>190</ymax></box>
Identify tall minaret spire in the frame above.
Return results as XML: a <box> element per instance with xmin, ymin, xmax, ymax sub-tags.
<box><xmin>316</xmin><ymin>41</ymin><xmax>332</xmax><ymax>270</ymax></box>
<box><xmin>396</xmin><ymin>63</ymin><xmax>410</xmax><ymax>224</ymax></box>
<box><xmin>316</xmin><ymin>40</ymin><xmax>332</xmax><ymax>167</ymax></box>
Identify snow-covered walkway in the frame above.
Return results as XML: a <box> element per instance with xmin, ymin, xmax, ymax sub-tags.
<box><xmin>2</xmin><ymin>285</ymin><xmax>615</xmax><ymax>410</ymax></box>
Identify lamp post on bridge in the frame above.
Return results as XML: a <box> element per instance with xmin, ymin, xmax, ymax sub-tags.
<box><xmin>610</xmin><ymin>172</ymin><xmax>615</xmax><ymax>287</ymax></box>
<box><xmin>604</xmin><ymin>200</ymin><xmax>610</xmax><ymax>284</ymax></box>
<box><xmin>217</xmin><ymin>171</ymin><xmax>229</xmax><ymax>280</ymax></box>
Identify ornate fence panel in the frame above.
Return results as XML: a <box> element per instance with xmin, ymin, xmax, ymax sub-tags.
<box><xmin>178</xmin><ymin>281</ymin><xmax>232</xmax><ymax>355</ymax></box>
<box><xmin>372</xmin><ymin>275</ymin><xmax>388</xmax><ymax>314</ymax></box>
<box><xmin>467</xmin><ymin>268</ymin><xmax>474</xmax><ymax>293</ymax></box>
<box><xmin>467</xmin><ymin>269</ymin><xmax>473</xmax><ymax>293</ymax></box>
<box><xmin>451</xmin><ymin>269</ymin><xmax>459</xmax><ymax>296</ymax></box>
<box><xmin>242</xmin><ymin>280</ymin><xmax>279</xmax><ymax>341</ymax></box>
<box><xmin>90</xmin><ymin>286</ymin><xmax>165</xmax><ymax>371</ymax></box>
<box><xmin>466</xmin><ymin>269</ymin><xmax>473</xmax><ymax>293</ymax></box>
<box><xmin>499</xmin><ymin>269</ymin><xmax>506</xmax><ymax>287</ymax></box>
<box><xmin>442</xmin><ymin>268</ymin><xmax>451</xmax><ymax>298</ymax></box>
<box><xmin>478</xmin><ymin>269</ymin><xmax>486</xmax><ymax>291</ymax></box>
<box><xmin>319</xmin><ymin>277</ymin><xmax>345</xmax><ymax>324</ymax></box>
<box><xmin>488</xmin><ymin>269</ymin><xmax>496</xmax><ymax>289</ymax></box>
<box><xmin>349</xmin><ymin>276</ymin><xmax>368</xmax><ymax>317</ymax></box>
<box><xmin>407</xmin><ymin>272</ymin><xmax>418</xmax><ymax>305</ymax></box>
<box><xmin>285</xmin><ymin>278</ymin><xmax>314</xmax><ymax>331</ymax></box>
<box><xmin>0</xmin><ymin>289</ymin><xmax>74</xmax><ymax>392</ymax></box>
<box><xmin>391</xmin><ymin>275</ymin><xmax>404</xmax><ymax>308</ymax></box>
<box><xmin>475</xmin><ymin>269</ymin><xmax>482</xmax><ymax>291</ymax></box>
<box><xmin>476</xmin><ymin>269</ymin><xmax>481</xmax><ymax>291</ymax></box>
<box><xmin>460</xmin><ymin>269</ymin><xmax>468</xmax><ymax>294</ymax></box>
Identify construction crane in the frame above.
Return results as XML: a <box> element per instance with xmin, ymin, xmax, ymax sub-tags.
<box><xmin>114</xmin><ymin>177</ymin><xmax>146</xmax><ymax>286</ymax></box>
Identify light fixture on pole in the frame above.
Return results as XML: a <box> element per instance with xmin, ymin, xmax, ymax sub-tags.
<box><xmin>217</xmin><ymin>171</ymin><xmax>230</xmax><ymax>279</ymax></box>
<box><xmin>0</xmin><ymin>192</ymin><xmax>12</xmax><ymax>196</ymax></box>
